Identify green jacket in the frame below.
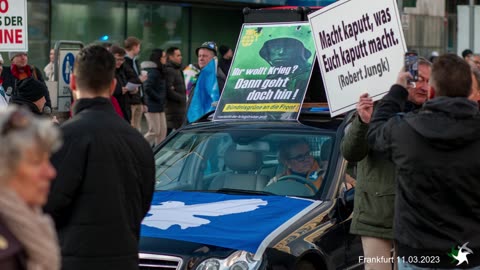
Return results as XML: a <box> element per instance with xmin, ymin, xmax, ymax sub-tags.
<box><xmin>341</xmin><ymin>114</ymin><xmax>395</xmax><ymax>239</ymax></box>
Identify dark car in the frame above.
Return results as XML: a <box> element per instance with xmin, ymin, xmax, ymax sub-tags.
<box><xmin>138</xmin><ymin>108</ymin><xmax>363</xmax><ymax>270</ymax></box>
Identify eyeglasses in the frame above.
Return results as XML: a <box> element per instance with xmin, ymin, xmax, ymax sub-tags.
<box><xmin>288</xmin><ymin>151</ymin><xmax>313</xmax><ymax>162</ymax></box>
<box><xmin>1</xmin><ymin>109</ymin><xmax>30</xmax><ymax>136</ymax></box>
<box><xmin>115</xmin><ymin>57</ymin><xmax>125</xmax><ymax>62</ymax></box>
<box><xmin>416</xmin><ymin>76</ymin><xmax>429</xmax><ymax>85</ymax></box>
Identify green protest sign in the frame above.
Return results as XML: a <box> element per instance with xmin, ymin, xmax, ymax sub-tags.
<box><xmin>213</xmin><ymin>22</ymin><xmax>316</xmax><ymax>121</ymax></box>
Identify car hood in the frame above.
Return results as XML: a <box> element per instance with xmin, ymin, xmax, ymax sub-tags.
<box><xmin>140</xmin><ymin>191</ymin><xmax>322</xmax><ymax>259</ymax></box>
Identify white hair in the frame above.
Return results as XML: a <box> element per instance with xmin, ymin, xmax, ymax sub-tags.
<box><xmin>0</xmin><ymin>106</ymin><xmax>61</xmax><ymax>181</ymax></box>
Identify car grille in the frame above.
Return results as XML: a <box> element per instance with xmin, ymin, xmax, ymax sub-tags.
<box><xmin>139</xmin><ymin>253</ymin><xmax>183</xmax><ymax>270</ymax></box>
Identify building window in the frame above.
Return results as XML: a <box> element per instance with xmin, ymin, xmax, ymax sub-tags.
<box><xmin>126</xmin><ymin>3</ymin><xmax>188</xmax><ymax>63</ymax></box>
<box><xmin>51</xmin><ymin>0</ymin><xmax>125</xmax><ymax>47</ymax></box>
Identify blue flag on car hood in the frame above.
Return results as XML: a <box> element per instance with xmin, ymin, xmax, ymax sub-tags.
<box><xmin>141</xmin><ymin>191</ymin><xmax>321</xmax><ymax>259</ymax></box>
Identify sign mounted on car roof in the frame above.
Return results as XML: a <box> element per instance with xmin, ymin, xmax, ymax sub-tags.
<box><xmin>308</xmin><ymin>0</ymin><xmax>406</xmax><ymax>117</ymax></box>
<box><xmin>214</xmin><ymin>22</ymin><xmax>316</xmax><ymax>121</ymax></box>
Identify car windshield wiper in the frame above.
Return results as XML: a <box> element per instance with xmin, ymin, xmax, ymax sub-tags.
<box><xmin>215</xmin><ymin>188</ymin><xmax>275</xmax><ymax>196</ymax></box>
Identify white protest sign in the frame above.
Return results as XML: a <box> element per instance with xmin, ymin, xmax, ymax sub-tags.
<box><xmin>0</xmin><ymin>0</ymin><xmax>28</xmax><ymax>51</ymax></box>
<box><xmin>308</xmin><ymin>0</ymin><xmax>406</xmax><ymax>117</ymax></box>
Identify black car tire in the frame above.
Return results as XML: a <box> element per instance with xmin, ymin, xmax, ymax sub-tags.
<box><xmin>296</xmin><ymin>260</ymin><xmax>317</xmax><ymax>270</ymax></box>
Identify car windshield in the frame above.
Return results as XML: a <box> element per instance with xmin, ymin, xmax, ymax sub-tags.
<box><xmin>154</xmin><ymin>129</ymin><xmax>334</xmax><ymax>198</ymax></box>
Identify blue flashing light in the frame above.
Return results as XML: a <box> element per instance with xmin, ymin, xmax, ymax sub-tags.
<box><xmin>308</xmin><ymin>107</ymin><xmax>329</xmax><ymax>112</ymax></box>
<box><xmin>100</xmin><ymin>35</ymin><xmax>109</xmax><ymax>41</ymax></box>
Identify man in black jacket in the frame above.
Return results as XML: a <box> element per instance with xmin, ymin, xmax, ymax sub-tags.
<box><xmin>368</xmin><ymin>54</ymin><xmax>480</xmax><ymax>269</ymax></box>
<box><xmin>165</xmin><ymin>47</ymin><xmax>187</xmax><ymax>133</ymax></box>
<box><xmin>44</xmin><ymin>45</ymin><xmax>155</xmax><ymax>270</ymax></box>
<box><xmin>124</xmin><ymin>36</ymin><xmax>147</xmax><ymax>132</ymax></box>
<box><xmin>9</xmin><ymin>77</ymin><xmax>48</xmax><ymax>115</ymax></box>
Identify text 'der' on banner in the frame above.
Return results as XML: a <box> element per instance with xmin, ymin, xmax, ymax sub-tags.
<box><xmin>0</xmin><ymin>0</ymin><xmax>28</xmax><ymax>51</ymax></box>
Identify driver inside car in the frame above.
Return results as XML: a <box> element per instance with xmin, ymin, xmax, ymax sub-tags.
<box><xmin>266</xmin><ymin>139</ymin><xmax>325</xmax><ymax>191</ymax></box>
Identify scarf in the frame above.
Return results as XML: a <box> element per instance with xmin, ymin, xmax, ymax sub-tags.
<box><xmin>11</xmin><ymin>64</ymin><xmax>33</xmax><ymax>80</ymax></box>
<box><xmin>0</xmin><ymin>189</ymin><xmax>60</xmax><ymax>270</ymax></box>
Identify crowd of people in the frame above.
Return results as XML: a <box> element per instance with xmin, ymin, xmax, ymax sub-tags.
<box><xmin>102</xmin><ymin>37</ymin><xmax>231</xmax><ymax>145</ymax></box>
<box><xmin>0</xmin><ymin>37</ymin><xmax>233</xmax><ymax>147</ymax></box>
<box><xmin>0</xmin><ymin>37</ymin><xmax>233</xmax><ymax>269</ymax></box>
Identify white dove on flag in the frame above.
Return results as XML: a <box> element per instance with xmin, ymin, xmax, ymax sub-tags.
<box><xmin>143</xmin><ymin>199</ymin><xmax>268</xmax><ymax>230</ymax></box>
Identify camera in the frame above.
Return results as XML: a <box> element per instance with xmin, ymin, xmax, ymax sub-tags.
<box><xmin>405</xmin><ymin>51</ymin><xmax>418</xmax><ymax>82</ymax></box>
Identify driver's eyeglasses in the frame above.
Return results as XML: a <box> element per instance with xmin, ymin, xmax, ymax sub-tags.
<box><xmin>288</xmin><ymin>151</ymin><xmax>312</xmax><ymax>162</ymax></box>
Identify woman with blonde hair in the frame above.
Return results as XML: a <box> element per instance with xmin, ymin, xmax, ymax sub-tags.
<box><xmin>0</xmin><ymin>106</ymin><xmax>61</xmax><ymax>270</ymax></box>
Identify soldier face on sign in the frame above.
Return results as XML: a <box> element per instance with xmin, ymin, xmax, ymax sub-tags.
<box><xmin>259</xmin><ymin>38</ymin><xmax>311</xmax><ymax>67</ymax></box>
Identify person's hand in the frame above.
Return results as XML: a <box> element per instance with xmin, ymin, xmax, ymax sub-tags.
<box><xmin>52</xmin><ymin>116</ymin><xmax>59</xmax><ymax>124</ymax></box>
<box><xmin>345</xmin><ymin>173</ymin><xmax>356</xmax><ymax>190</ymax></box>
<box><xmin>396</xmin><ymin>69</ymin><xmax>413</xmax><ymax>89</ymax></box>
<box><xmin>130</xmin><ymin>87</ymin><xmax>139</xmax><ymax>94</ymax></box>
<box><xmin>356</xmin><ymin>93</ymin><xmax>374</xmax><ymax>124</ymax></box>
<box><xmin>142</xmin><ymin>105</ymin><xmax>148</xmax><ymax>113</ymax></box>
<box><xmin>122</xmin><ymin>87</ymin><xmax>128</xmax><ymax>95</ymax></box>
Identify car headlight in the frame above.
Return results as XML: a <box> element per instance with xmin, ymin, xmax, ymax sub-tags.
<box><xmin>196</xmin><ymin>251</ymin><xmax>263</xmax><ymax>270</ymax></box>
<box><xmin>197</xmin><ymin>259</ymin><xmax>220</xmax><ymax>270</ymax></box>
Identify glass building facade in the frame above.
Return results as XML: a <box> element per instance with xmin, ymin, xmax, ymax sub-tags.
<box><xmin>22</xmin><ymin>0</ymin><xmax>278</xmax><ymax>71</ymax></box>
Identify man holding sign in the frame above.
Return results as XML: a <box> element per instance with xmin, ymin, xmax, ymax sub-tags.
<box><xmin>368</xmin><ymin>54</ymin><xmax>480</xmax><ymax>269</ymax></box>
<box><xmin>342</xmin><ymin>58</ymin><xmax>431</xmax><ymax>270</ymax></box>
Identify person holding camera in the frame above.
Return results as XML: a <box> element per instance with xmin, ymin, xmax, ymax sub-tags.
<box><xmin>368</xmin><ymin>53</ymin><xmax>480</xmax><ymax>269</ymax></box>
<box><xmin>342</xmin><ymin>58</ymin><xmax>431</xmax><ymax>270</ymax></box>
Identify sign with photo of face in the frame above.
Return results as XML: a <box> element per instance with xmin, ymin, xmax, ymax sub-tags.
<box><xmin>214</xmin><ymin>22</ymin><xmax>316</xmax><ymax>122</ymax></box>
